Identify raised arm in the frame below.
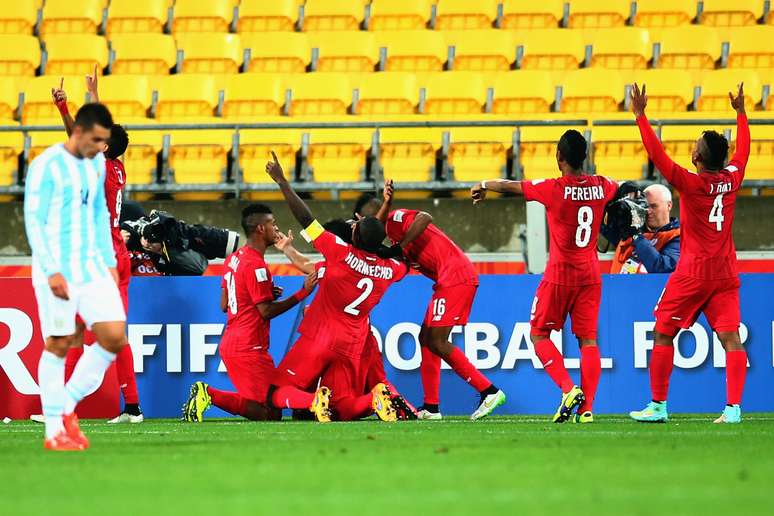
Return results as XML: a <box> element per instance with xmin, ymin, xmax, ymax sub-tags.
<box><xmin>256</xmin><ymin>272</ymin><xmax>318</xmax><ymax>320</ymax></box>
<box><xmin>728</xmin><ymin>83</ymin><xmax>749</xmax><ymax>169</ymax></box>
<box><xmin>470</xmin><ymin>179</ymin><xmax>523</xmax><ymax>204</ymax></box>
<box><xmin>51</xmin><ymin>77</ymin><xmax>75</xmax><ymax>137</ymax></box>
<box><xmin>86</xmin><ymin>65</ymin><xmax>100</xmax><ymax>103</ymax></box>
<box><xmin>631</xmin><ymin>83</ymin><xmax>684</xmax><ymax>187</ymax></box>
<box><xmin>275</xmin><ymin>230</ymin><xmax>315</xmax><ymax>275</ymax></box>
<box><xmin>400</xmin><ymin>211</ymin><xmax>432</xmax><ymax>248</ymax></box>
<box><xmin>375</xmin><ymin>179</ymin><xmax>394</xmax><ymax>223</ymax></box>
<box><xmin>265</xmin><ymin>151</ymin><xmax>314</xmax><ymax>228</ymax></box>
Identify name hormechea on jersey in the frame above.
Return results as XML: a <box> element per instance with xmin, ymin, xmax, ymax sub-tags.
<box><xmin>343</xmin><ymin>252</ymin><xmax>396</xmax><ymax>280</ymax></box>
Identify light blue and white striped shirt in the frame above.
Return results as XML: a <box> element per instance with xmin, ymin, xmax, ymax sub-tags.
<box><xmin>24</xmin><ymin>144</ymin><xmax>116</xmax><ymax>286</ymax></box>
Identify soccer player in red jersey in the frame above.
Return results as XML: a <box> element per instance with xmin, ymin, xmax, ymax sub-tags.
<box><xmin>182</xmin><ymin>204</ymin><xmax>318</xmax><ymax>422</ymax></box>
<box><xmin>356</xmin><ymin>183</ymin><xmax>505</xmax><ymax>421</ymax></box>
<box><xmin>471</xmin><ymin>130</ymin><xmax>619</xmax><ymax>423</ymax></box>
<box><xmin>265</xmin><ymin>153</ymin><xmax>408</xmax><ymax>422</ymax></box>
<box><xmin>52</xmin><ymin>71</ymin><xmax>143</xmax><ymax>423</ymax></box>
<box><xmin>628</xmin><ymin>83</ymin><xmax>749</xmax><ymax>424</ymax></box>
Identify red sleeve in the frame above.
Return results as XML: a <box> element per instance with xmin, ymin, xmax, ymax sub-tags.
<box><xmin>312</xmin><ymin>231</ymin><xmax>349</xmax><ymax>261</ymax></box>
<box><xmin>243</xmin><ymin>261</ymin><xmax>274</xmax><ymax>305</ymax></box>
<box><xmin>727</xmin><ymin>113</ymin><xmax>749</xmax><ymax>189</ymax></box>
<box><xmin>521</xmin><ymin>179</ymin><xmax>555</xmax><ymax>207</ymax></box>
<box><xmin>603</xmin><ymin>176</ymin><xmax>619</xmax><ymax>202</ymax></box>
<box><xmin>385</xmin><ymin>209</ymin><xmax>417</xmax><ymax>243</ymax></box>
<box><xmin>636</xmin><ymin>115</ymin><xmax>697</xmax><ymax>192</ymax></box>
<box><xmin>391</xmin><ymin>259</ymin><xmax>409</xmax><ymax>282</ymax></box>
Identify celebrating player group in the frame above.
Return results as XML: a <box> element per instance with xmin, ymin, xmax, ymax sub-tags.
<box><xmin>24</xmin><ymin>68</ymin><xmax>750</xmax><ymax>450</ymax></box>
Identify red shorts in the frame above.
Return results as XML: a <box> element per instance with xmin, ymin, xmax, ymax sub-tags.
<box><xmin>530</xmin><ymin>280</ymin><xmax>601</xmax><ymax>340</ymax></box>
<box><xmin>358</xmin><ymin>331</ymin><xmax>385</xmax><ymax>394</ymax></box>
<box><xmin>220</xmin><ymin>349</ymin><xmax>276</xmax><ymax>404</ymax></box>
<box><xmin>80</xmin><ymin>253</ymin><xmax>131</xmax><ymax>345</ymax></box>
<box><xmin>654</xmin><ymin>273</ymin><xmax>741</xmax><ymax>336</ymax></box>
<box><xmin>423</xmin><ymin>283</ymin><xmax>478</xmax><ymax>327</ymax></box>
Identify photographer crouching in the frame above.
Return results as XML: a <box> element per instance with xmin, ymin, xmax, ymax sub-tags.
<box><xmin>603</xmin><ymin>183</ymin><xmax>680</xmax><ymax>274</ymax></box>
<box><xmin>121</xmin><ymin>202</ymin><xmax>240</xmax><ymax>276</ymax></box>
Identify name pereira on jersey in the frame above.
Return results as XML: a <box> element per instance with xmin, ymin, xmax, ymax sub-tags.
<box><xmin>564</xmin><ymin>185</ymin><xmax>605</xmax><ymax>201</ymax></box>
<box><xmin>344</xmin><ymin>252</ymin><xmax>395</xmax><ymax>279</ymax></box>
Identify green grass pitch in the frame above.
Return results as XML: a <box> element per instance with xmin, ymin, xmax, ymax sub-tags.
<box><xmin>1</xmin><ymin>415</ymin><xmax>772</xmax><ymax>516</ymax></box>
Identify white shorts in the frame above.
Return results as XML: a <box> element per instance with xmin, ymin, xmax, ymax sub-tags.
<box><xmin>33</xmin><ymin>276</ymin><xmax>126</xmax><ymax>338</ymax></box>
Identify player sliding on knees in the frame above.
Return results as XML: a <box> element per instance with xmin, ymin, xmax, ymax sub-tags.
<box><xmin>471</xmin><ymin>131</ymin><xmax>618</xmax><ymax>423</ymax></box>
<box><xmin>358</xmin><ymin>181</ymin><xmax>506</xmax><ymax>421</ymax></box>
<box><xmin>266</xmin><ymin>152</ymin><xmax>409</xmax><ymax>422</ymax></box>
<box><xmin>628</xmin><ymin>83</ymin><xmax>750</xmax><ymax>424</ymax></box>
<box><xmin>182</xmin><ymin>204</ymin><xmax>320</xmax><ymax>423</ymax></box>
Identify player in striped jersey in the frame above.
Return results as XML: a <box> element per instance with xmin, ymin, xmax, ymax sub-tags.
<box><xmin>24</xmin><ymin>104</ymin><xmax>128</xmax><ymax>451</ymax></box>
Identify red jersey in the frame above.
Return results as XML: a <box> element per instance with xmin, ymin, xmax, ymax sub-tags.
<box><xmin>522</xmin><ymin>175</ymin><xmax>618</xmax><ymax>286</ymax></box>
<box><xmin>129</xmin><ymin>250</ymin><xmax>162</xmax><ymax>276</ymax></box>
<box><xmin>220</xmin><ymin>246</ymin><xmax>274</xmax><ymax>354</ymax></box>
<box><xmin>299</xmin><ymin>224</ymin><xmax>408</xmax><ymax>358</ymax></box>
<box><xmin>105</xmin><ymin>158</ymin><xmax>128</xmax><ymax>257</ymax></box>
<box><xmin>637</xmin><ymin>113</ymin><xmax>749</xmax><ymax>280</ymax></box>
<box><xmin>385</xmin><ymin>209</ymin><xmax>477</xmax><ymax>287</ymax></box>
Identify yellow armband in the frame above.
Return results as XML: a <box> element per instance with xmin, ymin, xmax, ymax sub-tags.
<box><xmin>300</xmin><ymin>219</ymin><xmax>325</xmax><ymax>242</ymax></box>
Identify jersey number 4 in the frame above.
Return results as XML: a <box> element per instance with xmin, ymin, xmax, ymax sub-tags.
<box><xmin>225</xmin><ymin>271</ymin><xmax>237</xmax><ymax>315</ymax></box>
<box><xmin>709</xmin><ymin>194</ymin><xmax>724</xmax><ymax>231</ymax></box>
<box><xmin>344</xmin><ymin>278</ymin><xmax>374</xmax><ymax>315</ymax></box>
<box><xmin>575</xmin><ymin>206</ymin><xmax>593</xmax><ymax>248</ymax></box>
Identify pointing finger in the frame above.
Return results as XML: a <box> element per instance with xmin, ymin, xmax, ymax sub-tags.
<box><xmin>271</xmin><ymin>151</ymin><xmax>278</xmax><ymax>163</ymax></box>
<box><xmin>59</xmin><ymin>77</ymin><xmax>63</xmax><ymax>89</ymax></box>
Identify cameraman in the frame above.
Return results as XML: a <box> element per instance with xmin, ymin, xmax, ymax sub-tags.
<box><xmin>608</xmin><ymin>184</ymin><xmax>681</xmax><ymax>274</ymax></box>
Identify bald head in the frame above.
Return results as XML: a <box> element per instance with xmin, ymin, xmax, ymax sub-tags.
<box><xmin>644</xmin><ymin>184</ymin><xmax>672</xmax><ymax>230</ymax></box>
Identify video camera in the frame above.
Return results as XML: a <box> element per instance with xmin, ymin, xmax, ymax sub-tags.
<box><xmin>602</xmin><ymin>182</ymin><xmax>649</xmax><ymax>245</ymax></box>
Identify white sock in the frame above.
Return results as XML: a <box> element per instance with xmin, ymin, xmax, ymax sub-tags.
<box><xmin>38</xmin><ymin>350</ymin><xmax>66</xmax><ymax>439</ymax></box>
<box><xmin>64</xmin><ymin>344</ymin><xmax>116</xmax><ymax>414</ymax></box>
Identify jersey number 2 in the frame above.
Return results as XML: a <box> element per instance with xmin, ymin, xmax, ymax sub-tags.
<box><xmin>224</xmin><ymin>271</ymin><xmax>237</xmax><ymax>315</ymax></box>
<box><xmin>575</xmin><ymin>206</ymin><xmax>593</xmax><ymax>248</ymax></box>
<box><xmin>344</xmin><ymin>278</ymin><xmax>374</xmax><ymax>315</ymax></box>
<box><xmin>709</xmin><ymin>194</ymin><xmax>724</xmax><ymax>231</ymax></box>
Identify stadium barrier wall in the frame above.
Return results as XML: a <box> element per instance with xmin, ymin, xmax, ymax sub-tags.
<box><xmin>2</xmin><ymin>274</ymin><xmax>773</xmax><ymax>419</ymax></box>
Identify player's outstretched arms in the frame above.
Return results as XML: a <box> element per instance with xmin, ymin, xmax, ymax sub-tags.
<box><xmin>729</xmin><ymin>83</ymin><xmax>750</xmax><ymax>168</ymax></box>
<box><xmin>85</xmin><ymin>64</ymin><xmax>100</xmax><ymax>103</ymax></box>
<box><xmin>265</xmin><ymin>151</ymin><xmax>314</xmax><ymax>228</ymax></box>
<box><xmin>472</xmin><ymin>179</ymin><xmax>523</xmax><ymax>204</ymax></box>
<box><xmin>256</xmin><ymin>271</ymin><xmax>319</xmax><ymax>320</ymax></box>
<box><xmin>51</xmin><ymin>77</ymin><xmax>75</xmax><ymax>137</ymax></box>
<box><xmin>631</xmin><ymin>82</ymin><xmax>682</xmax><ymax>185</ymax></box>
<box><xmin>400</xmin><ymin>211</ymin><xmax>432</xmax><ymax>248</ymax></box>
<box><xmin>375</xmin><ymin>179</ymin><xmax>394</xmax><ymax>223</ymax></box>
<box><xmin>275</xmin><ymin>230</ymin><xmax>315</xmax><ymax>274</ymax></box>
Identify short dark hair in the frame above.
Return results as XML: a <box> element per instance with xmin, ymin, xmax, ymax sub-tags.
<box><xmin>73</xmin><ymin>103</ymin><xmax>113</xmax><ymax>131</ymax></box>
<box><xmin>355</xmin><ymin>216</ymin><xmax>386</xmax><ymax>252</ymax></box>
<box><xmin>241</xmin><ymin>203</ymin><xmax>272</xmax><ymax>235</ymax></box>
<box><xmin>353</xmin><ymin>193</ymin><xmax>377</xmax><ymax>218</ymax></box>
<box><xmin>105</xmin><ymin>124</ymin><xmax>129</xmax><ymax>159</ymax></box>
<box><xmin>557</xmin><ymin>130</ymin><xmax>587</xmax><ymax>170</ymax></box>
<box><xmin>700</xmin><ymin>130</ymin><xmax>729</xmax><ymax>170</ymax></box>
<box><xmin>323</xmin><ymin>218</ymin><xmax>353</xmax><ymax>244</ymax></box>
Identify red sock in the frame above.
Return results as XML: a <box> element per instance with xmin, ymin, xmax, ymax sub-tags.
<box><xmin>579</xmin><ymin>346</ymin><xmax>601</xmax><ymax>412</ymax></box>
<box><xmin>446</xmin><ymin>347</ymin><xmax>492</xmax><ymax>393</ymax></box>
<box><xmin>420</xmin><ymin>346</ymin><xmax>441</xmax><ymax>405</ymax></box>
<box><xmin>650</xmin><ymin>345</ymin><xmax>674</xmax><ymax>402</ymax></box>
<box><xmin>116</xmin><ymin>344</ymin><xmax>139</xmax><ymax>404</ymax></box>
<box><xmin>271</xmin><ymin>385</ymin><xmax>315</xmax><ymax>409</ymax></box>
<box><xmin>533</xmin><ymin>338</ymin><xmax>574</xmax><ymax>393</ymax></box>
<box><xmin>64</xmin><ymin>346</ymin><xmax>84</xmax><ymax>382</ymax></box>
<box><xmin>725</xmin><ymin>350</ymin><xmax>747</xmax><ymax>406</ymax></box>
<box><xmin>207</xmin><ymin>387</ymin><xmax>247</xmax><ymax>416</ymax></box>
<box><xmin>334</xmin><ymin>394</ymin><xmax>374</xmax><ymax>421</ymax></box>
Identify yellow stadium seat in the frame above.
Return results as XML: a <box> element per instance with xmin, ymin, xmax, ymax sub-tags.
<box><xmin>421</xmin><ymin>72</ymin><xmax>485</xmax><ymax>115</ymax></box>
<box><xmin>306</xmin><ymin>128</ymin><xmax>372</xmax><ymax>184</ymax></box>
<box><xmin>568</xmin><ymin>0</ymin><xmax>630</xmax><ymax>28</ymax></box>
<box><xmin>356</xmin><ymin>72</ymin><xmax>418</xmax><ymax>115</ymax></box>
<box><xmin>0</xmin><ymin>4</ymin><xmax>39</xmax><ymax>35</ymax></box>
<box><xmin>45</xmin><ymin>34</ymin><xmax>108</xmax><ymax>76</ymax></box>
<box><xmin>122</xmin><ymin>128</ymin><xmax>162</xmax><ymax>185</ymax></box>
<box><xmin>22</xmin><ymin>75</ymin><xmax>87</xmax><ymax>124</ymax></box>
<box><xmin>700</xmin><ymin>0</ymin><xmax>762</xmax><ymax>27</ymax></box>
<box><xmin>379</xmin><ymin>128</ymin><xmax>440</xmax><ymax>185</ymax></box>
<box><xmin>492</xmin><ymin>71</ymin><xmax>555</xmax><ymax>115</ymax></box>
<box><xmin>435</xmin><ymin>0</ymin><xmax>498</xmax><ymax>30</ymax></box>
<box><xmin>443</xmin><ymin>30</ymin><xmax>514</xmax><ymax>71</ymax></box>
<box><xmin>110</xmin><ymin>34</ymin><xmax>177</xmax><ymax>75</ymax></box>
<box><xmin>166</xmin><ymin>130</ymin><xmax>233</xmax><ymax>198</ymax></box>
<box><xmin>242</xmin><ymin>32</ymin><xmax>309</xmax><ymax>74</ymax></box>
<box><xmin>633</xmin><ymin>0</ymin><xmax>696</xmax><ymax>28</ymax></box>
<box><xmin>238</xmin><ymin>0</ymin><xmax>299</xmax><ymax>32</ymax></box>
<box><xmin>172</xmin><ymin>0</ymin><xmax>232</xmax><ymax>34</ymax></box>
<box><xmin>0</xmin><ymin>35</ymin><xmax>41</xmax><ymax>76</ymax></box>
<box><xmin>223</xmin><ymin>74</ymin><xmax>284</xmax><ymax>119</ymax></box>
<box><xmin>0</xmin><ymin>126</ymin><xmax>22</xmax><ymax>187</ymax></box>
<box><xmin>587</xmin><ymin>28</ymin><xmax>651</xmax><ymax>70</ymax></box>
<box><xmin>107</xmin><ymin>0</ymin><xmax>169</xmax><ymax>35</ymax></box>
<box><xmin>177</xmin><ymin>33</ymin><xmax>241</xmax><ymax>74</ymax></box>
<box><xmin>591</xmin><ymin>126</ymin><xmax>648</xmax><ymax>181</ymax></box>
<box><xmin>517</xmin><ymin>29</ymin><xmax>586</xmax><ymax>70</ymax></box>
<box><xmin>652</xmin><ymin>26</ymin><xmax>722</xmax><ymax>70</ymax></box>
<box><xmin>726</xmin><ymin>26</ymin><xmax>774</xmax><ymax>69</ymax></box>
<box><xmin>96</xmin><ymin>75</ymin><xmax>151</xmax><ymax>119</ymax></box>
<box><xmin>0</xmin><ymin>78</ymin><xmax>23</xmax><ymax>122</ymax></box>
<box><xmin>368</xmin><ymin>0</ymin><xmax>431</xmax><ymax>31</ymax></box>
<box><xmin>302</xmin><ymin>0</ymin><xmax>365</xmax><ymax>32</ymax></box>
<box><xmin>308</xmin><ymin>32</ymin><xmax>378</xmax><ymax>73</ymax></box>
<box><xmin>288</xmin><ymin>73</ymin><xmax>352</xmax><ymax>117</ymax></box>
<box><xmin>375</xmin><ymin>30</ymin><xmax>447</xmax><ymax>71</ymax></box>
<box><xmin>501</xmin><ymin>0</ymin><xmax>564</xmax><ymax>30</ymax></box>
<box><xmin>154</xmin><ymin>75</ymin><xmax>220</xmax><ymax>121</ymax></box>
<box><xmin>560</xmin><ymin>69</ymin><xmax>625</xmax><ymax>114</ymax></box>
<box><xmin>746</xmin><ymin>135</ymin><xmax>774</xmax><ymax>180</ymax></box>
<box><xmin>632</xmin><ymin>69</ymin><xmax>695</xmax><ymax>113</ymax></box>
<box><xmin>239</xmin><ymin>128</ymin><xmax>303</xmax><ymax>193</ymax></box>
<box><xmin>449</xmin><ymin>127</ymin><xmax>513</xmax><ymax>181</ymax></box>
<box><xmin>698</xmin><ymin>69</ymin><xmax>761</xmax><ymax>112</ymax></box>
<box><xmin>41</xmin><ymin>0</ymin><xmax>106</xmax><ymax>37</ymax></box>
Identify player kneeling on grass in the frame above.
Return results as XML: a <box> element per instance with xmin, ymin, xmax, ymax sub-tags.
<box><xmin>628</xmin><ymin>83</ymin><xmax>750</xmax><ymax>424</ymax></box>
<box><xmin>471</xmin><ymin>130</ymin><xmax>619</xmax><ymax>424</ymax></box>
<box><xmin>265</xmin><ymin>152</ymin><xmax>409</xmax><ymax>422</ymax></box>
<box><xmin>183</xmin><ymin>204</ymin><xmax>320</xmax><ymax>422</ymax></box>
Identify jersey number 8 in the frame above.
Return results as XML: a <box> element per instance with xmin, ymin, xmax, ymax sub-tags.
<box><xmin>575</xmin><ymin>206</ymin><xmax>593</xmax><ymax>248</ymax></box>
